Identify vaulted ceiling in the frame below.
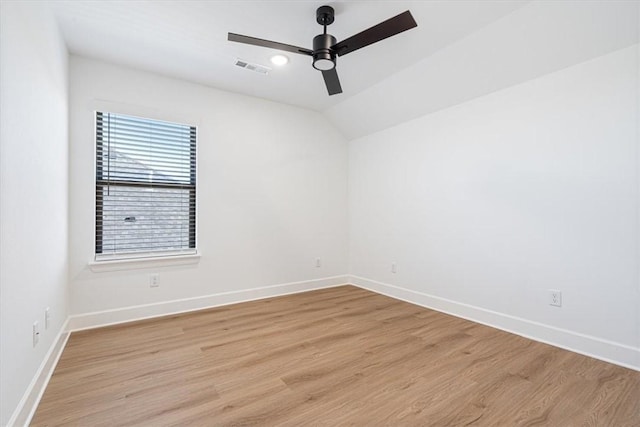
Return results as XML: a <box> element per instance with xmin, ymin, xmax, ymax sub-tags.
<box><xmin>52</xmin><ymin>1</ymin><xmax>638</xmax><ymax>139</ymax></box>
<box><xmin>52</xmin><ymin>1</ymin><xmax>528</xmax><ymax>109</ymax></box>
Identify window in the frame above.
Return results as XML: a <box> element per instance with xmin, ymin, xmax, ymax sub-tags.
<box><xmin>95</xmin><ymin>111</ymin><xmax>196</xmax><ymax>260</ymax></box>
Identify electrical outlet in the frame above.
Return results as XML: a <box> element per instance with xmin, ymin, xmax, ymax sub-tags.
<box><xmin>33</xmin><ymin>321</ymin><xmax>40</xmax><ymax>347</ymax></box>
<box><xmin>315</xmin><ymin>258</ymin><xmax>321</xmax><ymax>268</ymax></box>
<box><xmin>549</xmin><ymin>290</ymin><xmax>562</xmax><ymax>307</ymax></box>
<box><xmin>391</xmin><ymin>262</ymin><xmax>397</xmax><ymax>274</ymax></box>
<box><xmin>150</xmin><ymin>274</ymin><xmax>159</xmax><ymax>288</ymax></box>
<box><xmin>45</xmin><ymin>307</ymin><xmax>51</xmax><ymax>330</ymax></box>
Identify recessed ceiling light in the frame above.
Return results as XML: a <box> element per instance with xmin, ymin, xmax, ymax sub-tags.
<box><xmin>270</xmin><ymin>54</ymin><xmax>289</xmax><ymax>66</ymax></box>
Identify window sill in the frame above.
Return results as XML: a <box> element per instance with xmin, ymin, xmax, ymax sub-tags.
<box><xmin>89</xmin><ymin>252</ymin><xmax>201</xmax><ymax>272</ymax></box>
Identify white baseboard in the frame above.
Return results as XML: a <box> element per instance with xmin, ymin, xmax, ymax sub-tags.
<box><xmin>67</xmin><ymin>275</ymin><xmax>350</xmax><ymax>332</ymax></box>
<box><xmin>349</xmin><ymin>275</ymin><xmax>640</xmax><ymax>372</ymax></box>
<box><xmin>7</xmin><ymin>319</ymin><xmax>70</xmax><ymax>427</ymax></box>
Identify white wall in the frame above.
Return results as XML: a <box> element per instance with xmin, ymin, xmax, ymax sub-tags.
<box><xmin>68</xmin><ymin>57</ymin><xmax>349</xmax><ymax>317</ymax></box>
<box><xmin>0</xmin><ymin>2</ymin><xmax>69</xmax><ymax>425</ymax></box>
<box><xmin>349</xmin><ymin>45</ymin><xmax>640</xmax><ymax>368</ymax></box>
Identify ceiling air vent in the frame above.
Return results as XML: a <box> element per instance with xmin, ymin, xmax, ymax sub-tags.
<box><xmin>235</xmin><ymin>59</ymin><xmax>270</xmax><ymax>75</ymax></box>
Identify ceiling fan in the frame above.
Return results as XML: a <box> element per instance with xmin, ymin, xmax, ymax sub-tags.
<box><xmin>228</xmin><ymin>5</ymin><xmax>417</xmax><ymax>96</ymax></box>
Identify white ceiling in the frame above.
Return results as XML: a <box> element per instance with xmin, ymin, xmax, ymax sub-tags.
<box><xmin>51</xmin><ymin>0</ymin><xmax>529</xmax><ymax>112</ymax></box>
<box><xmin>327</xmin><ymin>0</ymin><xmax>640</xmax><ymax>139</ymax></box>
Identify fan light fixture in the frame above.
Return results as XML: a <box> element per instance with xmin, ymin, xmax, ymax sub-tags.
<box><xmin>270</xmin><ymin>54</ymin><xmax>289</xmax><ymax>66</ymax></box>
<box><xmin>312</xmin><ymin>57</ymin><xmax>335</xmax><ymax>71</ymax></box>
<box><xmin>312</xmin><ymin>33</ymin><xmax>336</xmax><ymax>71</ymax></box>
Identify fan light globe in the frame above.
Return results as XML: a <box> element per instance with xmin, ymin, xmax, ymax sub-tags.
<box><xmin>270</xmin><ymin>54</ymin><xmax>289</xmax><ymax>66</ymax></box>
<box><xmin>313</xmin><ymin>58</ymin><xmax>335</xmax><ymax>71</ymax></box>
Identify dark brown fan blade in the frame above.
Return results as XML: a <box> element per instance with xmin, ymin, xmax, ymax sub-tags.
<box><xmin>228</xmin><ymin>33</ymin><xmax>313</xmax><ymax>56</ymax></box>
<box><xmin>331</xmin><ymin>11</ymin><xmax>417</xmax><ymax>57</ymax></box>
<box><xmin>322</xmin><ymin>68</ymin><xmax>342</xmax><ymax>96</ymax></box>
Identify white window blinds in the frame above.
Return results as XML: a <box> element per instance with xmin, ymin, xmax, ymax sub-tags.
<box><xmin>95</xmin><ymin>112</ymin><xmax>196</xmax><ymax>259</ymax></box>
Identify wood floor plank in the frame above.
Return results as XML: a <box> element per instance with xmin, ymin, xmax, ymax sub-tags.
<box><xmin>31</xmin><ymin>286</ymin><xmax>640</xmax><ymax>426</ymax></box>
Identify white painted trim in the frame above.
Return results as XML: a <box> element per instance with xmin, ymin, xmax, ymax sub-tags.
<box><xmin>7</xmin><ymin>319</ymin><xmax>70</xmax><ymax>427</ymax></box>
<box><xmin>349</xmin><ymin>275</ymin><xmax>640</xmax><ymax>372</ymax></box>
<box><xmin>67</xmin><ymin>275</ymin><xmax>350</xmax><ymax>331</ymax></box>
<box><xmin>89</xmin><ymin>252</ymin><xmax>201</xmax><ymax>272</ymax></box>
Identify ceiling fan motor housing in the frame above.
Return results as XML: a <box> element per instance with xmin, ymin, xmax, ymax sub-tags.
<box><xmin>312</xmin><ymin>33</ymin><xmax>337</xmax><ymax>70</ymax></box>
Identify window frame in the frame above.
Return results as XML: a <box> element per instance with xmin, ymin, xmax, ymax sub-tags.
<box><xmin>93</xmin><ymin>110</ymin><xmax>199</xmax><ymax>264</ymax></box>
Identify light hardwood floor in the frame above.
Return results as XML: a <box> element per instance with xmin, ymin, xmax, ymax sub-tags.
<box><xmin>32</xmin><ymin>285</ymin><xmax>639</xmax><ymax>426</ymax></box>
